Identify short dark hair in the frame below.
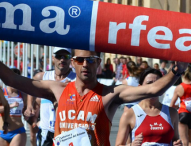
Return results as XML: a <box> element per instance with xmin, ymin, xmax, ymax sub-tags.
<box><xmin>73</xmin><ymin>49</ymin><xmax>101</xmax><ymax>57</ymax></box>
<box><xmin>139</xmin><ymin>68</ymin><xmax>163</xmax><ymax>85</ymax></box>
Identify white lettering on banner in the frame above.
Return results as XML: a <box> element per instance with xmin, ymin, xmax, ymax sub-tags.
<box><xmin>175</xmin><ymin>29</ymin><xmax>191</xmax><ymax>51</ymax></box>
<box><xmin>108</xmin><ymin>22</ymin><xmax>126</xmax><ymax>44</ymax></box>
<box><xmin>108</xmin><ymin>15</ymin><xmax>191</xmax><ymax>51</ymax></box>
<box><xmin>129</xmin><ymin>15</ymin><xmax>149</xmax><ymax>46</ymax></box>
<box><xmin>40</xmin><ymin>6</ymin><xmax>70</xmax><ymax>35</ymax></box>
<box><xmin>0</xmin><ymin>2</ymin><xmax>35</xmax><ymax>31</ymax></box>
<box><xmin>148</xmin><ymin>26</ymin><xmax>173</xmax><ymax>49</ymax></box>
<box><xmin>59</xmin><ymin>110</ymin><xmax>97</xmax><ymax>123</ymax></box>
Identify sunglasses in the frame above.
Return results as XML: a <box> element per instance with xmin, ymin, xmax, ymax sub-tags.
<box><xmin>73</xmin><ymin>56</ymin><xmax>100</xmax><ymax>65</ymax></box>
<box><xmin>55</xmin><ymin>54</ymin><xmax>71</xmax><ymax>60</ymax></box>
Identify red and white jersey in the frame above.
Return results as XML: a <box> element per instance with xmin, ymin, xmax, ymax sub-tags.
<box><xmin>131</xmin><ymin>104</ymin><xmax>174</xmax><ymax>146</ymax></box>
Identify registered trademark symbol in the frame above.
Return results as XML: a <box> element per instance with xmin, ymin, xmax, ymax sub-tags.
<box><xmin>68</xmin><ymin>6</ymin><xmax>81</xmax><ymax>18</ymax></box>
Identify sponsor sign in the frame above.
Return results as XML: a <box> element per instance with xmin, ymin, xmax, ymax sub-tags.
<box><xmin>53</xmin><ymin>127</ymin><xmax>91</xmax><ymax>146</ymax></box>
<box><xmin>0</xmin><ymin>0</ymin><xmax>191</xmax><ymax>62</ymax></box>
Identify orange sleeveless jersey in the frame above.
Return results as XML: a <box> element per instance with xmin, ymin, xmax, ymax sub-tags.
<box><xmin>54</xmin><ymin>82</ymin><xmax>111</xmax><ymax>146</ymax></box>
<box><xmin>178</xmin><ymin>83</ymin><xmax>191</xmax><ymax>113</ymax></box>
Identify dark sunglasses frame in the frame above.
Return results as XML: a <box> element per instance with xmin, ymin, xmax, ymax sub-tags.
<box><xmin>55</xmin><ymin>54</ymin><xmax>71</xmax><ymax>60</ymax></box>
<box><xmin>72</xmin><ymin>56</ymin><xmax>100</xmax><ymax>64</ymax></box>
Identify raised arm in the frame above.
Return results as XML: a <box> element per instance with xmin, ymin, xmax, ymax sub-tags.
<box><xmin>0</xmin><ymin>61</ymin><xmax>54</xmax><ymax>99</ymax></box>
<box><xmin>117</xmin><ymin>62</ymin><xmax>187</xmax><ymax>103</ymax></box>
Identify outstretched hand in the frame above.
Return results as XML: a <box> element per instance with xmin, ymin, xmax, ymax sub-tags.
<box><xmin>175</xmin><ymin>62</ymin><xmax>188</xmax><ymax>73</ymax></box>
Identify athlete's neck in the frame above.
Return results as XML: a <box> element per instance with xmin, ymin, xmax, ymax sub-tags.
<box><xmin>54</xmin><ymin>68</ymin><xmax>71</xmax><ymax>81</ymax></box>
<box><xmin>75</xmin><ymin>77</ymin><xmax>98</xmax><ymax>96</ymax></box>
<box><xmin>140</xmin><ymin>97</ymin><xmax>161</xmax><ymax>109</ymax></box>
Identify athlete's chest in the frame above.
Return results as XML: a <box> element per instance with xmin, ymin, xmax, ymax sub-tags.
<box><xmin>135</xmin><ymin>115</ymin><xmax>174</xmax><ymax>143</ymax></box>
<box><xmin>59</xmin><ymin>92</ymin><xmax>103</xmax><ymax>120</ymax></box>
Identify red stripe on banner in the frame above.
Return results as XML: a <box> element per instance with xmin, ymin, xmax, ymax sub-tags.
<box><xmin>95</xmin><ymin>2</ymin><xmax>191</xmax><ymax>62</ymax></box>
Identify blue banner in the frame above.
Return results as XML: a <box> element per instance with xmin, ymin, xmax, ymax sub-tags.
<box><xmin>0</xmin><ymin>0</ymin><xmax>93</xmax><ymax>50</ymax></box>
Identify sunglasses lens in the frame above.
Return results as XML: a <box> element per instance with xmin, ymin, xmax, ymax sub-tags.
<box><xmin>64</xmin><ymin>55</ymin><xmax>71</xmax><ymax>60</ymax></box>
<box><xmin>74</xmin><ymin>57</ymin><xmax>97</xmax><ymax>64</ymax></box>
<box><xmin>55</xmin><ymin>55</ymin><xmax>71</xmax><ymax>60</ymax></box>
<box><xmin>86</xmin><ymin>58</ymin><xmax>94</xmax><ymax>64</ymax></box>
<box><xmin>75</xmin><ymin>57</ymin><xmax>85</xmax><ymax>63</ymax></box>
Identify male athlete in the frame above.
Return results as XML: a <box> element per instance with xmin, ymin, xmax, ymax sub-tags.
<box><xmin>0</xmin><ymin>49</ymin><xmax>188</xmax><ymax>146</ymax></box>
<box><xmin>25</xmin><ymin>47</ymin><xmax>76</xmax><ymax>146</ymax></box>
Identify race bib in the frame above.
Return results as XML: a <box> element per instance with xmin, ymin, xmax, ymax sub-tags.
<box><xmin>184</xmin><ymin>98</ymin><xmax>191</xmax><ymax>112</ymax></box>
<box><xmin>53</xmin><ymin>128</ymin><xmax>91</xmax><ymax>146</ymax></box>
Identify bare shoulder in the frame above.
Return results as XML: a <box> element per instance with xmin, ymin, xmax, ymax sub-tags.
<box><xmin>33</xmin><ymin>72</ymin><xmax>45</xmax><ymax>80</ymax></box>
<box><xmin>174</xmin><ymin>84</ymin><xmax>184</xmax><ymax>96</ymax></box>
<box><xmin>50</xmin><ymin>81</ymin><xmax>69</xmax><ymax>102</ymax></box>
<box><xmin>120</xmin><ymin>108</ymin><xmax>135</xmax><ymax>125</ymax></box>
<box><xmin>175</xmin><ymin>84</ymin><xmax>184</xmax><ymax>91</ymax></box>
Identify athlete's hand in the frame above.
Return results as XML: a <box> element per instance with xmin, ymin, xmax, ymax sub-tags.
<box><xmin>175</xmin><ymin>62</ymin><xmax>188</xmax><ymax>74</ymax></box>
<box><xmin>132</xmin><ymin>133</ymin><xmax>143</xmax><ymax>146</ymax></box>
<box><xmin>10</xmin><ymin>102</ymin><xmax>19</xmax><ymax>108</ymax></box>
<box><xmin>24</xmin><ymin>106</ymin><xmax>35</xmax><ymax>119</ymax></box>
<box><xmin>173</xmin><ymin>139</ymin><xmax>182</xmax><ymax>146</ymax></box>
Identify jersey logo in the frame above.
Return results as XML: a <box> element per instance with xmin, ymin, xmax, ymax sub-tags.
<box><xmin>90</xmin><ymin>95</ymin><xmax>99</xmax><ymax>102</ymax></box>
<box><xmin>150</xmin><ymin>123</ymin><xmax>163</xmax><ymax>130</ymax></box>
<box><xmin>68</xmin><ymin>94</ymin><xmax>75</xmax><ymax>101</ymax></box>
<box><xmin>137</xmin><ymin>114</ymin><xmax>143</xmax><ymax>117</ymax></box>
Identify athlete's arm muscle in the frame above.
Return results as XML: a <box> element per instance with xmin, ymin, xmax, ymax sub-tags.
<box><xmin>110</xmin><ymin>62</ymin><xmax>187</xmax><ymax>105</ymax></box>
<box><xmin>115</xmin><ymin>109</ymin><xmax>132</xmax><ymax>146</ymax></box>
<box><xmin>170</xmin><ymin>85</ymin><xmax>184</xmax><ymax>108</ymax></box>
<box><xmin>0</xmin><ymin>61</ymin><xmax>59</xmax><ymax>100</ymax></box>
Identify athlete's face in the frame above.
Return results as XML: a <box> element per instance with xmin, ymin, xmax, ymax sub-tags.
<box><xmin>142</xmin><ymin>73</ymin><xmax>160</xmax><ymax>85</ymax></box>
<box><xmin>53</xmin><ymin>50</ymin><xmax>71</xmax><ymax>73</ymax></box>
<box><xmin>71</xmin><ymin>50</ymin><xmax>101</xmax><ymax>83</ymax></box>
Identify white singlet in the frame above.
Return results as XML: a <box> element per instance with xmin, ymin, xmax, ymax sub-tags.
<box><xmin>39</xmin><ymin>70</ymin><xmax>76</xmax><ymax>132</ymax></box>
<box><xmin>3</xmin><ymin>88</ymin><xmax>24</xmax><ymax>117</ymax></box>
